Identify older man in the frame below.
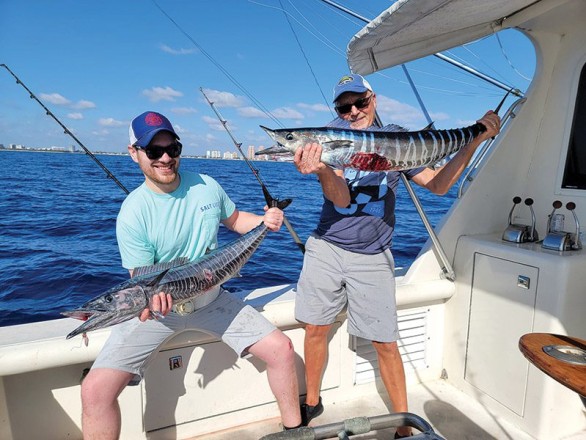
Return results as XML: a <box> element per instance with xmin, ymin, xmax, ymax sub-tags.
<box><xmin>294</xmin><ymin>74</ymin><xmax>500</xmax><ymax>438</ymax></box>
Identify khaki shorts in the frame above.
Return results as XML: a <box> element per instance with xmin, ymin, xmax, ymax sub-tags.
<box><xmin>295</xmin><ymin>235</ymin><xmax>399</xmax><ymax>343</ymax></box>
<box><xmin>92</xmin><ymin>289</ymin><xmax>276</xmax><ymax>385</ymax></box>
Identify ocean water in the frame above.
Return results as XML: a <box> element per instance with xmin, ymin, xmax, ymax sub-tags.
<box><xmin>0</xmin><ymin>151</ymin><xmax>457</xmax><ymax>327</ymax></box>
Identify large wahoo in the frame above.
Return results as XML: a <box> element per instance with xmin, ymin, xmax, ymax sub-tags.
<box><xmin>257</xmin><ymin>123</ymin><xmax>487</xmax><ymax>171</ymax></box>
<box><xmin>62</xmin><ymin>198</ymin><xmax>290</xmax><ymax>339</ymax></box>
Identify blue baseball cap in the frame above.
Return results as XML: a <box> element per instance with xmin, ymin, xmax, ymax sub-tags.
<box><xmin>129</xmin><ymin>111</ymin><xmax>179</xmax><ymax>147</ymax></box>
<box><xmin>332</xmin><ymin>74</ymin><xmax>373</xmax><ymax>102</ymax></box>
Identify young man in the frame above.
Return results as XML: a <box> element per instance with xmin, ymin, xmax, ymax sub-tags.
<box><xmin>293</xmin><ymin>74</ymin><xmax>500</xmax><ymax>438</ymax></box>
<box><xmin>80</xmin><ymin>111</ymin><xmax>301</xmax><ymax>438</ymax></box>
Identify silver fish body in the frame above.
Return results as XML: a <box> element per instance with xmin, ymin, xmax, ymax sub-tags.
<box><xmin>258</xmin><ymin>124</ymin><xmax>486</xmax><ymax>171</ymax></box>
<box><xmin>62</xmin><ymin>223</ymin><xmax>269</xmax><ymax>339</ymax></box>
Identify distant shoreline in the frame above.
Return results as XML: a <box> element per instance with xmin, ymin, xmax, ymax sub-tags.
<box><xmin>0</xmin><ymin>149</ymin><xmax>286</xmax><ymax>162</ymax></box>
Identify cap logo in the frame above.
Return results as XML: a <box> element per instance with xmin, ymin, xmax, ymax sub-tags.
<box><xmin>145</xmin><ymin>112</ymin><xmax>163</xmax><ymax>127</ymax></box>
<box><xmin>338</xmin><ymin>75</ymin><xmax>354</xmax><ymax>85</ymax></box>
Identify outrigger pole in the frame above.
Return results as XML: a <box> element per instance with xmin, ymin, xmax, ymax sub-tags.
<box><xmin>199</xmin><ymin>88</ymin><xmax>306</xmax><ymax>254</ymax></box>
<box><xmin>1</xmin><ymin>64</ymin><xmax>130</xmax><ymax>195</ymax></box>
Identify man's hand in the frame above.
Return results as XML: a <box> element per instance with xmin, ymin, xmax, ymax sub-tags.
<box><xmin>262</xmin><ymin>206</ymin><xmax>284</xmax><ymax>232</ymax></box>
<box><xmin>139</xmin><ymin>292</ymin><xmax>173</xmax><ymax>322</ymax></box>
<box><xmin>477</xmin><ymin>110</ymin><xmax>501</xmax><ymax>141</ymax></box>
<box><xmin>294</xmin><ymin>143</ymin><xmax>328</xmax><ymax>175</ymax></box>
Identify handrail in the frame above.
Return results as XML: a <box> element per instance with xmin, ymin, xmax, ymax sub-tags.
<box><xmin>458</xmin><ymin>97</ymin><xmax>527</xmax><ymax>198</ymax></box>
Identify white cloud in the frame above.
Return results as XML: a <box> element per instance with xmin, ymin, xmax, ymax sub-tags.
<box><xmin>142</xmin><ymin>86</ymin><xmax>183</xmax><ymax>102</ymax></box>
<box><xmin>375</xmin><ymin>95</ymin><xmax>425</xmax><ymax>128</ymax></box>
<box><xmin>68</xmin><ymin>113</ymin><xmax>83</xmax><ymax>120</ymax></box>
<box><xmin>72</xmin><ymin>100</ymin><xmax>96</xmax><ymax>110</ymax></box>
<box><xmin>272</xmin><ymin>107</ymin><xmax>304</xmax><ymax>120</ymax></box>
<box><xmin>172</xmin><ymin>107</ymin><xmax>198</xmax><ymax>115</ymax></box>
<box><xmin>99</xmin><ymin>117</ymin><xmax>125</xmax><ymax>127</ymax></box>
<box><xmin>203</xmin><ymin>115</ymin><xmax>229</xmax><ymax>131</ymax></box>
<box><xmin>201</xmin><ymin>88</ymin><xmax>245</xmax><ymax>107</ymax></box>
<box><xmin>159</xmin><ymin>44</ymin><xmax>197</xmax><ymax>55</ymax></box>
<box><xmin>39</xmin><ymin>93</ymin><xmax>71</xmax><ymax>106</ymax></box>
<box><xmin>238</xmin><ymin>106</ymin><xmax>267</xmax><ymax>118</ymax></box>
<box><xmin>297</xmin><ymin>103</ymin><xmax>331</xmax><ymax>112</ymax></box>
<box><xmin>454</xmin><ymin>118</ymin><xmax>476</xmax><ymax>127</ymax></box>
<box><xmin>172</xmin><ymin>123</ymin><xmax>186</xmax><ymax>134</ymax></box>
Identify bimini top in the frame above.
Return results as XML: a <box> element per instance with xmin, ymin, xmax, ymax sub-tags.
<box><xmin>347</xmin><ymin>0</ymin><xmax>541</xmax><ymax>75</ymax></box>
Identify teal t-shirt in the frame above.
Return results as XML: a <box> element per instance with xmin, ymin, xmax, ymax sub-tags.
<box><xmin>116</xmin><ymin>171</ymin><xmax>236</xmax><ymax>270</ymax></box>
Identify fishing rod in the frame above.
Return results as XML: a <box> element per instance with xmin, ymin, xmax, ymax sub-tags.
<box><xmin>1</xmin><ymin>64</ymin><xmax>130</xmax><ymax>195</ymax></box>
<box><xmin>199</xmin><ymin>88</ymin><xmax>306</xmax><ymax>254</ymax></box>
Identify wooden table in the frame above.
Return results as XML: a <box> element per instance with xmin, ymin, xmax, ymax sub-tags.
<box><xmin>519</xmin><ymin>333</ymin><xmax>586</xmax><ymax>398</ymax></box>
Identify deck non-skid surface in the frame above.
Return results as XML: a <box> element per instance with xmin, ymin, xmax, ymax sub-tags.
<box><xmin>191</xmin><ymin>379</ymin><xmax>546</xmax><ymax>440</ymax></box>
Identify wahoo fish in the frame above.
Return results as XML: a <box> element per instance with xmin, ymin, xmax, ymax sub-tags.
<box><xmin>62</xmin><ymin>198</ymin><xmax>290</xmax><ymax>339</ymax></box>
<box><xmin>257</xmin><ymin>123</ymin><xmax>487</xmax><ymax>171</ymax></box>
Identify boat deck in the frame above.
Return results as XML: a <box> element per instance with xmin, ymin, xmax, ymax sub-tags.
<box><xmin>191</xmin><ymin>378</ymin><xmax>584</xmax><ymax>440</ymax></box>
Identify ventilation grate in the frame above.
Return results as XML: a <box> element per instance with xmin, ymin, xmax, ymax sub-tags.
<box><xmin>354</xmin><ymin>309</ymin><xmax>429</xmax><ymax>385</ymax></box>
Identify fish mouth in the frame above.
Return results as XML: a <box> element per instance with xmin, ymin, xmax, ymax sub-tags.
<box><xmin>255</xmin><ymin>144</ymin><xmax>291</xmax><ymax>156</ymax></box>
<box><xmin>62</xmin><ymin>309</ymin><xmax>121</xmax><ymax>339</ymax></box>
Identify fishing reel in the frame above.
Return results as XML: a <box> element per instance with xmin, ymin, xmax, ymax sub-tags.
<box><xmin>502</xmin><ymin>196</ymin><xmax>539</xmax><ymax>243</ymax></box>
<box><xmin>542</xmin><ymin>201</ymin><xmax>582</xmax><ymax>251</ymax></box>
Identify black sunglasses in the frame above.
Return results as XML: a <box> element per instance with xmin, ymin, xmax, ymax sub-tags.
<box><xmin>335</xmin><ymin>94</ymin><xmax>373</xmax><ymax>115</ymax></box>
<box><xmin>137</xmin><ymin>141</ymin><xmax>182</xmax><ymax>160</ymax></box>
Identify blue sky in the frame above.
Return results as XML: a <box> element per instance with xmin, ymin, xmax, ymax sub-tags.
<box><xmin>0</xmin><ymin>0</ymin><xmax>536</xmax><ymax>155</ymax></box>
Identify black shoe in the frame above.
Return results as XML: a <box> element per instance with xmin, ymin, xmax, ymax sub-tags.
<box><xmin>300</xmin><ymin>397</ymin><xmax>324</xmax><ymax>426</ymax></box>
<box><xmin>283</xmin><ymin>423</ymin><xmax>302</xmax><ymax>431</ymax></box>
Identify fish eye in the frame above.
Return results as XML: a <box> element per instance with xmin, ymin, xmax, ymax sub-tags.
<box><xmin>285</xmin><ymin>133</ymin><xmax>294</xmax><ymax>141</ymax></box>
<box><xmin>105</xmin><ymin>295</ymin><xmax>113</xmax><ymax>303</ymax></box>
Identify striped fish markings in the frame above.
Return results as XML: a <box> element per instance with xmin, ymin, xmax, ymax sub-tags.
<box><xmin>257</xmin><ymin>123</ymin><xmax>488</xmax><ymax>171</ymax></box>
<box><xmin>62</xmin><ymin>200</ymin><xmax>289</xmax><ymax>340</ymax></box>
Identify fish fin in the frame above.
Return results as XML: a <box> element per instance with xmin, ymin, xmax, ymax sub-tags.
<box><xmin>145</xmin><ymin>270</ymin><xmax>170</xmax><ymax>287</ymax></box>
<box><xmin>380</xmin><ymin>123</ymin><xmax>408</xmax><ymax>132</ymax></box>
<box><xmin>323</xmin><ymin>140</ymin><xmax>354</xmax><ymax>149</ymax></box>
<box><xmin>132</xmin><ymin>257</ymin><xmax>190</xmax><ymax>278</ymax></box>
<box><xmin>421</xmin><ymin>121</ymin><xmax>435</xmax><ymax>130</ymax></box>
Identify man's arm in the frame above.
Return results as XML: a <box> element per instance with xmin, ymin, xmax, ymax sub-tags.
<box><xmin>222</xmin><ymin>207</ymin><xmax>284</xmax><ymax>234</ymax></box>
<box><xmin>294</xmin><ymin>143</ymin><xmax>351</xmax><ymax>208</ymax></box>
<box><xmin>411</xmin><ymin>111</ymin><xmax>501</xmax><ymax>195</ymax></box>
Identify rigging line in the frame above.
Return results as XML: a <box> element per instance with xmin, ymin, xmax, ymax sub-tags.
<box><xmin>249</xmin><ymin>0</ymin><xmax>347</xmax><ymax>57</ymax></box>
<box><xmin>279</xmin><ymin>0</ymin><xmax>335</xmax><ymax>119</ymax></box>
<box><xmin>317</xmin><ymin>0</ymin><xmax>523</xmax><ymax>98</ymax></box>
<box><xmin>1</xmin><ymin>63</ymin><xmax>130</xmax><ymax>195</ymax></box>
<box><xmin>444</xmin><ymin>46</ymin><xmax>518</xmax><ymax>88</ymax></box>
<box><xmin>199</xmin><ymin>88</ymin><xmax>306</xmax><ymax>254</ymax></box>
<box><xmin>150</xmin><ymin>0</ymin><xmax>283</xmax><ymax>128</ymax></box>
<box><xmin>495</xmin><ymin>32</ymin><xmax>532</xmax><ymax>81</ymax></box>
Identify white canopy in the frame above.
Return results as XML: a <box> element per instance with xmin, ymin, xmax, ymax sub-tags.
<box><xmin>347</xmin><ymin>0</ymin><xmax>541</xmax><ymax>75</ymax></box>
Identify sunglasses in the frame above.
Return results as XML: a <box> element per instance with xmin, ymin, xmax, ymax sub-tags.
<box><xmin>335</xmin><ymin>94</ymin><xmax>373</xmax><ymax>115</ymax></box>
<box><xmin>137</xmin><ymin>141</ymin><xmax>182</xmax><ymax>160</ymax></box>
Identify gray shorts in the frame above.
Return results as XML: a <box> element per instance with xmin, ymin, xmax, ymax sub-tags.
<box><xmin>295</xmin><ymin>235</ymin><xmax>398</xmax><ymax>343</ymax></box>
<box><xmin>92</xmin><ymin>289</ymin><xmax>276</xmax><ymax>385</ymax></box>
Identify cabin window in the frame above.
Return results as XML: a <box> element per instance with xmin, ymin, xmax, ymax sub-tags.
<box><xmin>562</xmin><ymin>63</ymin><xmax>586</xmax><ymax>189</ymax></box>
